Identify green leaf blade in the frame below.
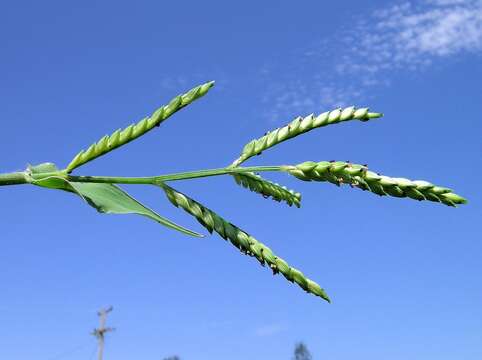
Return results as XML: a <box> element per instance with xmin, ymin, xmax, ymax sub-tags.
<box><xmin>30</xmin><ymin>165</ymin><xmax>203</xmax><ymax>237</ymax></box>
<box><xmin>70</xmin><ymin>182</ymin><xmax>203</xmax><ymax>237</ymax></box>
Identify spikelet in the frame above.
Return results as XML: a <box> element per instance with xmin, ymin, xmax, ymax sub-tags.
<box><xmin>161</xmin><ymin>184</ymin><xmax>330</xmax><ymax>302</ymax></box>
<box><xmin>231</xmin><ymin>107</ymin><xmax>382</xmax><ymax>167</ymax></box>
<box><xmin>233</xmin><ymin>172</ymin><xmax>301</xmax><ymax>207</ymax></box>
<box><xmin>66</xmin><ymin>81</ymin><xmax>215</xmax><ymax>172</ymax></box>
<box><xmin>285</xmin><ymin>161</ymin><xmax>467</xmax><ymax>206</ymax></box>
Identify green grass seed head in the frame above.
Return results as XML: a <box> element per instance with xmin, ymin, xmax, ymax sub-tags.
<box><xmin>1</xmin><ymin>81</ymin><xmax>466</xmax><ymax>303</ymax></box>
<box><xmin>161</xmin><ymin>184</ymin><xmax>331</xmax><ymax>302</ymax></box>
<box><xmin>66</xmin><ymin>81</ymin><xmax>215</xmax><ymax>173</ymax></box>
<box><xmin>287</xmin><ymin>161</ymin><xmax>467</xmax><ymax>206</ymax></box>
<box><xmin>233</xmin><ymin>172</ymin><xmax>301</xmax><ymax>207</ymax></box>
<box><xmin>231</xmin><ymin>107</ymin><xmax>382</xmax><ymax>167</ymax></box>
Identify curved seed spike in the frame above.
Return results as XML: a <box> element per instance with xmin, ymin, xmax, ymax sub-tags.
<box><xmin>66</xmin><ymin>81</ymin><xmax>215</xmax><ymax>172</ymax></box>
<box><xmin>161</xmin><ymin>184</ymin><xmax>330</xmax><ymax>302</ymax></box>
<box><xmin>231</xmin><ymin>106</ymin><xmax>382</xmax><ymax>167</ymax></box>
<box><xmin>284</xmin><ymin>161</ymin><xmax>467</xmax><ymax>206</ymax></box>
<box><xmin>232</xmin><ymin>173</ymin><xmax>301</xmax><ymax>207</ymax></box>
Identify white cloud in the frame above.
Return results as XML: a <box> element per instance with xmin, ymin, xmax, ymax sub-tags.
<box><xmin>340</xmin><ymin>0</ymin><xmax>482</xmax><ymax>75</ymax></box>
<box><xmin>259</xmin><ymin>0</ymin><xmax>482</xmax><ymax>121</ymax></box>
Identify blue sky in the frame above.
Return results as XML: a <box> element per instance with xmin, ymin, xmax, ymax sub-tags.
<box><xmin>1</xmin><ymin>1</ymin><xmax>481</xmax><ymax>359</ymax></box>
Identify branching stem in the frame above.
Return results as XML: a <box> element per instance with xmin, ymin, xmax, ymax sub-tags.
<box><xmin>0</xmin><ymin>166</ymin><xmax>286</xmax><ymax>187</ymax></box>
<box><xmin>67</xmin><ymin>166</ymin><xmax>284</xmax><ymax>184</ymax></box>
<box><xmin>155</xmin><ymin>166</ymin><xmax>283</xmax><ymax>182</ymax></box>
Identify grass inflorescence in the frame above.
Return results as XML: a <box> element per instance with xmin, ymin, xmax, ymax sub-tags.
<box><xmin>231</xmin><ymin>107</ymin><xmax>382</xmax><ymax>167</ymax></box>
<box><xmin>0</xmin><ymin>81</ymin><xmax>467</xmax><ymax>302</ymax></box>
<box><xmin>66</xmin><ymin>81</ymin><xmax>214</xmax><ymax>172</ymax></box>
<box><xmin>162</xmin><ymin>184</ymin><xmax>330</xmax><ymax>301</ymax></box>
<box><xmin>285</xmin><ymin>161</ymin><xmax>467</xmax><ymax>206</ymax></box>
<box><xmin>233</xmin><ymin>172</ymin><xmax>301</xmax><ymax>207</ymax></box>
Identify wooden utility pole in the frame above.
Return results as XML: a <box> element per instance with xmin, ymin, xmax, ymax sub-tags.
<box><xmin>92</xmin><ymin>306</ymin><xmax>115</xmax><ymax>360</ymax></box>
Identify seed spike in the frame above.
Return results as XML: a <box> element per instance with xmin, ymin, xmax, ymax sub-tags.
<box><xmin>161</xmin><ymin>184</ymin><xmax>330</xmax><ymax>302</ymax></box>
<box><xmin>66</xmin><ymin>81</ymin><xmax>215</xmax><ymax>172</ymax></box>
<box><xmin>231</xmin><ymin>106</ymin><xmax>382</xmax><ymax>167</ymax></box>
<box><xmin>232</xmin><ymin>173</ymin><xmax>301</xmax><ymax>207</ymax></box>
<box><xmin>284</xmin><ymin>161</ymin><xmax>467</xmax><ymax>206</ymax></box>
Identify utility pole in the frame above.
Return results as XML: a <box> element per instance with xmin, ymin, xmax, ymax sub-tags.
<box><xmin>92</xmin><ymin>306</ymin><xmax>115</xmax><ymax>360</ymax></box>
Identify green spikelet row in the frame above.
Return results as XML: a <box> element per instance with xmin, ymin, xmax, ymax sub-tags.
<box><xmin>285</xmin><ymin>161</ymin><xmax>467</xmax><ymax>207</ymax></box>
<box><xmin>231</xmin><ymin>107</ymin><xmax>382</xmax><ymax>167</ymax></box>
<box><xmin>233</xmin><ymin>172</ymin><xmax>301</xmax><ymax>207</ymax></box>
<box><xmin>161</xmin><ymin>184</ymin><xmax>330</xmax><ymax>302</ymax></box>
<box><xmin>66</xmin><ymin>81</ymin><xmax>215</xmax><ymax>172</ymax></box>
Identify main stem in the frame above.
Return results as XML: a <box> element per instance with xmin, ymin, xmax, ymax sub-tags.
<box><xmin>0</xmin><ymin>166</ymin><xmax>286</xmax><ymax>186</ymax></box>
<box><xmin>0</xmin><ymin>172</ymin><xmax>28</xmax><ymax>185</ymax></box>
<box><xmin>68</xmin><ymin>166</ymin><xmax>284</xmax><ymax>184</ymax></box>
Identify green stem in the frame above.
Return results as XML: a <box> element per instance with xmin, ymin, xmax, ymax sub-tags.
<box><xmin>65</xmin><ymin>166</ymin><xmax>284</xmax><ymax>185</ymax></box>
<box><xmin>1</xmin><ymin>166</ymin><xmax>287</xmax><ymax>187</ymax></box>
<box><xmin>156</xmin><ymin>166</ymin><xmax>283</xmax><ymax>182</ymax></box>
<box><xmin>0</xmin><ymin>172</ymin><xmax>28</xmax><ymax>186</ymax></box>
<box><xmin>67</xmin><ymin>175</ymin><xmax>156</xmax><ymax>185</ymax></box>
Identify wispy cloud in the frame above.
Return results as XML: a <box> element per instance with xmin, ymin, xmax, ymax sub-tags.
<box><xmin>339</xmin><ymin>0</ymin><xmax>482</xmax><ymax>75</ymax></box>
<box><xmin>259</xmin><ymin>0</ymin><xmax>482</xmax><ymax>121</ymax></box>
<box><xmin>254</xmin><ymin>323</ymin><xmax>287</xmax><ymax>337</ymax></box>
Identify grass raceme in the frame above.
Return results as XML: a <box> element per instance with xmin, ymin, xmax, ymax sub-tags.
<box><xmin>0</xmin><ymin>81</ymin><xmax>467</xmax><ymax>302</ymax></box>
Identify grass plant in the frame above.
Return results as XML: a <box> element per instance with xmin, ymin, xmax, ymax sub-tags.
<box><xmin>0</xmin><ymin>81</ymin><xmax>466</xmax><ymax>301</ymax></box>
